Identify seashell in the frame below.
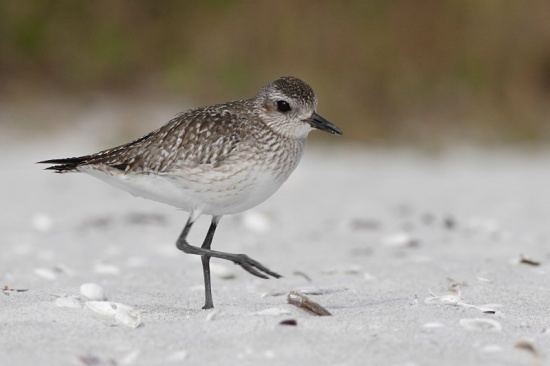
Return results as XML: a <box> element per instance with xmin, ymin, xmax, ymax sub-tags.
<box><xmin>80</xmin><ymin>283</ymin><xmax>106</xmax><ymax>300</ymax></box>
<box><xmin>85</xmin><ymin>301</ymin><xmax>117</xmax><ymax>317</ymax></box>
<box><xmin>114</xmin><ymin>306</ymin><xmax>142</xmax><ymax>328</ymax></box>
<box><xmin>85</xmin><ymin>301</ymin><xmax>142</xmax><ymax>328</ymax></box>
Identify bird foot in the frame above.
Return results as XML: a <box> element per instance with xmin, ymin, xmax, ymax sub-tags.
<box><xmin>232</xmin><ymin>254</ymin><xmax>281</xmax><ymax>279</ymax></box>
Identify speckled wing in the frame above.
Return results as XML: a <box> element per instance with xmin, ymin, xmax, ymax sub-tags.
<box><xmin>40</xmin><ymin>103</ymin><xmax>248</xmax><ymax>174</ymax></box>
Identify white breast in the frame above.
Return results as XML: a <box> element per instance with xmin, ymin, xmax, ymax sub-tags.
<box><xmin>82</xmin><ymin>164</ymin><xmax>290</xmax><ymax>216</ymax></box>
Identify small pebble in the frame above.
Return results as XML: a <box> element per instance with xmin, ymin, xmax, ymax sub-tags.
<box><xmin>80</xmin><ymin>283</ymin><xmax>106</xmax><ymax>300</ymax></box>
<box><xmin>279</xmin><ymin>319</ymin><xmax>297</xmax><ymax>326</ymax></box>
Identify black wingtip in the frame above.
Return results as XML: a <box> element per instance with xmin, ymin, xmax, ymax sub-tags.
<box><xmin>42</xmin><ymin>165</ymin><xmax>75</xmax><ymax>173</ymax></box>
<box><xmin>38</xmin><ymin>156</ymin><xmax>90</xmax><ymax>173</ymax></box>
<box><xmin>37</xmin><ymin>157</ymin><xmax>84</xmax><ymax>165</ymax></box>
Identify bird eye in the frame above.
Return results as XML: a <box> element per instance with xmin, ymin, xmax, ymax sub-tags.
<box><xmin>276</xmin><ymin>100</ymin><xmax>291</xmax><ymax>113</ymax></box>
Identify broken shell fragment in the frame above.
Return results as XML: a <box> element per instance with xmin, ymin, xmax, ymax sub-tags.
<box><xmin>85</xmin><ymin>301</ymin><xmax>142</xmax><ymax>328</ymax></box>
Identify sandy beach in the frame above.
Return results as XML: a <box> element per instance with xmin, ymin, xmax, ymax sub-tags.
<box><xmin>2</xmin><ymin>134</ymin><xmax>550</xmax><ymax>366</ymax></box>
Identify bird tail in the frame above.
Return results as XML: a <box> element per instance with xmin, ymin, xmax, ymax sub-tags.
<box><xmin>37</xmin><ymin>156</ymin><xmax>90</xmax><ymax>173</ymax></box>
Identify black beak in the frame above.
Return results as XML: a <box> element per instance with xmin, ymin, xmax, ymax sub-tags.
<box><xmin>308</xmin><ymin>112</ymin><xmax>342</xmax><ymax>135</ymax></box>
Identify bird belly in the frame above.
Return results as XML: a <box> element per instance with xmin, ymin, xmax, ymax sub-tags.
<box><xmin>166</xmin><ymin>167</ymin><xmax>288</xmax><ymax>215</ymax></box>
<box><xmin>82</xmin><ymin>165</ymin><xmax>289</xmax><ymax>216</ymax></box>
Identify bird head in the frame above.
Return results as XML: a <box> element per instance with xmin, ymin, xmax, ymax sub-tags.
<box><xmin>255</xmin><ymin>76</ymin><xmax>342</xmax><ymax>139</ymax></box>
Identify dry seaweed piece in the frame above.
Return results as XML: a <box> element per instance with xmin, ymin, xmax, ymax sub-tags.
<box><xmin>2</xmin><ymin>285</ymin><xmax>29</xmax><ymax>295</ymax></box>
<box><xmin>279</xmin><ymin>319</ymin><xmax>298</xmax><ymax>326</ymax></box>
<box><xmin>287</xmin><ymin>291</ymin><xmax>331</xmax><ymax>316</ymax></box>
<box><xmin>519</xmin><ymin>255</ymin><xmax>541</xmax><ymax>266</ymax></box>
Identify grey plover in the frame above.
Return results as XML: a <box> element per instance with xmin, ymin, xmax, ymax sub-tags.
<box><xmin>39</xmin><ymin>76</ymin><xmax>342</xmax><ymax>309</ymax></box>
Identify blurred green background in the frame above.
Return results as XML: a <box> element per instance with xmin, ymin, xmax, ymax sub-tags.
<box><xmin>1</xmin><ymin>0</ymin><xmax>550</xmax><ymax>145</ymax></box>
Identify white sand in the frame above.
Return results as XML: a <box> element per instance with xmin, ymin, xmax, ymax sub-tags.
<box><xmin>2</xmin><ymin>136</ymin><xmax>550</xmax><ymax>365</ymax></box>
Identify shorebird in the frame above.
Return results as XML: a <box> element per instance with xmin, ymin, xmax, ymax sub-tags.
<box><xmin>39</xmin><ymin>76</ymin><xmax>342</xmax><ymax>309</ymax></box>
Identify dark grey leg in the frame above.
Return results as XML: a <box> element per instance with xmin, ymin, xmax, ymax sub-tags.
<box><xmin>201</xmin><ymin>216</ymin><xmax>220</xmax><ymax>309</ymax></box>
<box><xmin>176</xmin><ymin>215</ymin><xmax>281</xmax><ymax>285</ymax></box>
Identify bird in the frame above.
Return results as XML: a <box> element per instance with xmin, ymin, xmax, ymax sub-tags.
<box><xmin>39</xmin><ymin>76</ymin><xmax>342</xmax><ymax>309</ymax></box>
